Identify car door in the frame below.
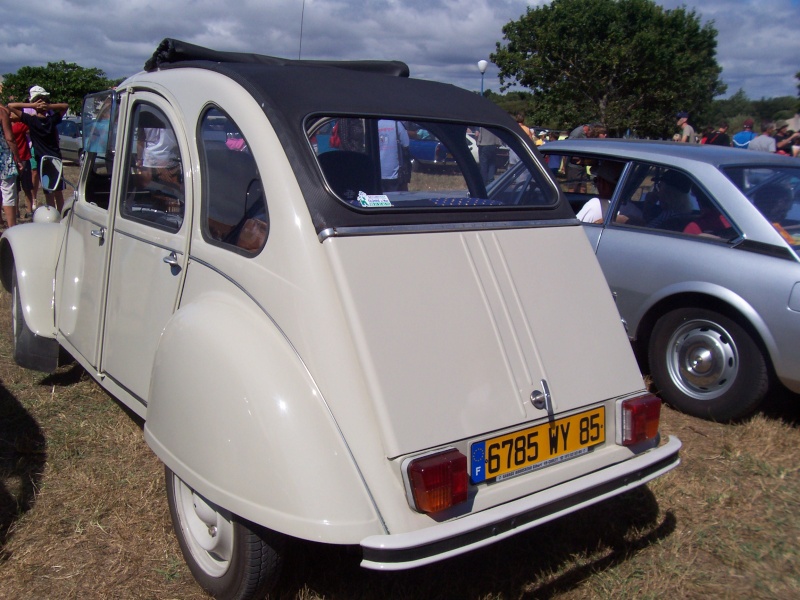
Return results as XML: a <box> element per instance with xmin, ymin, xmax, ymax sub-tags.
<box><xmin>98</xmin><ymin>94</ymin><xmax>191</xmax><ymax>404</ymax></box>
<box><xmin>593</xmin><ymin>161</ymin><xmax>739</xmax><ymax>329</ymax></box>
<box><xmin>56</xmin><ymin>93</ymin><xmax>120</xmax><ymax>367</ymax></box>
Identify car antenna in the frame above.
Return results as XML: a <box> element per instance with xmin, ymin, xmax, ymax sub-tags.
<box><xmin>298</xmin><ymin>0</ymin><xmax>306</xmax><ymax>59</ymax></box>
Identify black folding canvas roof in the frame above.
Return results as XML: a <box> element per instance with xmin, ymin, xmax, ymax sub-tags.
<box><xmin>142</xmin><ymin>39</ymin><xmax>573</xmax><ymax>232</ymax></box>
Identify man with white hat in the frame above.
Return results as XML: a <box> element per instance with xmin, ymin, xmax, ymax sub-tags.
<box><xmin>8</xmin><ymin>86</ymin><xmax>69</xmax><ymax>210</ymax></box>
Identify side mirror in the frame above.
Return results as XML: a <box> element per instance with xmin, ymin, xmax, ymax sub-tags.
<box><xmin>39</xmin><ymin>155</ymin><xmax>64</xmax><ymax>192</ymax></box>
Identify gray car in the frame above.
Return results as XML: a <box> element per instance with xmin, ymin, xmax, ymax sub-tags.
<box><xmin>540</xmin><ymin>139</ymin><xmax>800</xmax><ymax>421</ymax></box>
<box><xmin>56</xmin><ymin>117</ymin><xmax>82</xmax><ymax>164</ymax></box>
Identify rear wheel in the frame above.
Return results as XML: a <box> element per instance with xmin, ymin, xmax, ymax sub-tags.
<box><xmin>165</xmin><ymin>467</ymin><xmax>284</xmax><ymax>600</ymax></box>
<box><xmin>648</xmin><ymin>308</ymin><xmax>768</xmax><ymax>421</ymax></box>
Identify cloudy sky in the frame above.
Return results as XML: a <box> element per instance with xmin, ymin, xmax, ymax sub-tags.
<box><xmin>1</xmin><ymin>0</ymin><xmax>798</xmax><ymax>101</ymax></box>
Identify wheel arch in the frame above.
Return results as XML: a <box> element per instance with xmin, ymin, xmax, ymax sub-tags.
<box><xmin>632</xmin><ymin>289</ymin><xmax>776</xmax><ymax>376</ymax></box>
<box><xmin>0</xmin><ymin>225</ymin><xmax>64</xmax><ymax>338</ymax></box>
<box><xmin>143</xmin><ymin>292</ymin><xmax>384</xmax><ymax>545</ymax></box>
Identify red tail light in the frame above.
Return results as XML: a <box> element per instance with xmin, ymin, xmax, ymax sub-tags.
<box><xmin>619</xmin><ymin>393</ymin><xmax>662</xmax><ymax>446</ymax></box>
<box><xmin>406</xmin><ymin>449</ymin><xmax>468</xmax><ymax>513</ymax></box>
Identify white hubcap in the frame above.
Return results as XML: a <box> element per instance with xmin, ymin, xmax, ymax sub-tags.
<box><xmin>173</xmin><ymin>474</ymin><xmax>235</xmax><ymax>577</ymax></box>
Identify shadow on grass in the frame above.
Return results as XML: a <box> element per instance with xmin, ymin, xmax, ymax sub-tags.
<box><xmin>41</xmin><ymin>363</ymin><xmax>145</xmax><ymax>429</ymax></box>
<box><xmin>760</xmin><ymin>385</ymin><xmax>800</xmax><ymax>427</ymax></box>
<box><xmin>276</xmin><ymin>485</ymin><xmax>675</xmax><ymax>599</ymax></box>
<box><xmin>40</xmin><ymin>362</ymin><xmax>85</xmax><ymax>387</ymax></box>
<box><xmin>0</xmin><ymin>383</ymin><xmax>46</xmax><ymax>559</ymax></box>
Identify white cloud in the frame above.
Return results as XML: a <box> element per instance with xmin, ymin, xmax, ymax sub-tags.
<box><xmin>1</xmin><ymin>0</ymin><xmax>797</xmax><ymax>99</ymax></box>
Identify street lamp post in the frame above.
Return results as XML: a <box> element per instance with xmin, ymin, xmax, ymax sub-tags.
<box><xmin>477</xmin><ymin>60</ymin><xmax>488</xmax><ymax>96</ymax></box>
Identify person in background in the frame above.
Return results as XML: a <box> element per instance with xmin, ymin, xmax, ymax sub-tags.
<box><xmin>575</xmin><ymin>161</ymin><xmax>624</xmax><ymax>223</ymax></box>
<box><xmin>568</xmin><ymin>123</ymin><xmax>590</xmax><ymax>139</ymax></box>
<box><xmin>748</xmin><ymin>122</ymin><xmax>777</xmax><ymax>153</ymax></box>
<box><xmin>10</xmin><ymin>112</ymin><xmax>34</xmax><ymax>217</ymax></box>
<box><xmin>644</xmin><ymin>170</ymin><xmax>694</xmax><ymax>229</ymax></box>
<box><xmin>565</xmin><ymin>123</ymin><xmax>601</xmax><ymax>193</ymax></box>
<box><xmin>514</xmin><ymin>112</ymin><xmax>533</xmax><ymax>141</ymax></box>
<box><xmin>0</xmin><ymin>105</ymin><xmax>24</xmax><ymax>228</ymax></box>
<box><xmin>699</xmin><ymin>126</ymin><xmax>714</xmax><ymax>144</ymax></box>
<box><xmin>773</xmin><ymin>121</ymin><xmax>800</xmax><ymax>156</ymax></box>
<box><xmin>544</xmin><ymin>131</ymin><xmax>562</xmax><ymax>177</ymax></box>
<box><xmin>377</xmin><ymin>119</ymin><xmax>410</xmax><ymax>192</ymax></box>
<box><xmin>704</xmin><ymin>121</ymin><xmax>731</xmax><ymax>146</ymax></box>
<box><xmin>477</xmin><ymin>127</ymin><xmax>502</xmax><ymax>184</ymax></box>
<box><xmin>676</xmin><ymin>112</ymin><xmax>697</xmax><ymax>143</ymax></box>
<box><xmin>9</xmin><ymin>86</ymin><xmax>69</xmax><ymax>210</ymax></box>
<box><xmin>732</xmin><ymin>118</ymin><xmax>757</xmax><ymax>149</ymax></box>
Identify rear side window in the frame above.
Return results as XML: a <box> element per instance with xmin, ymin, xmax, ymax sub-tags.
<box><xmin>199</xmin><ymin>108</ymin><xmax>268</xmax><ymax>255</ymax></box>
<box><xmin>306</xmin><ymin>117</ymin><xmax>556</xmax><ymax>210</ymax></box>
<box><xmin>723</xmin><ymin>165</ymin><xmax>800</xmax><ymax>250</ymax></box>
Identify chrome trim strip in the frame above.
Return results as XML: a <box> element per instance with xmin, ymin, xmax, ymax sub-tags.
<box><xmin>318</xmin><ymin>219</ymin><xmax>579</xmax><ymax>242</ymax></box>
<box><xmin>113</xmin><ymin>228</ymin><xmax>185</xmax><ymax>255</ymax></box>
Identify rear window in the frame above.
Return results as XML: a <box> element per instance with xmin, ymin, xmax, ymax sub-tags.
<box><xmin>722</xmin><ymin>165</ymin><xmax>800</xmax><ymax>250</ymax></box>
<box><xmin>306</xmin><ymin>117</ymin><xmax>557</xmax><ymax>210</ymax></box>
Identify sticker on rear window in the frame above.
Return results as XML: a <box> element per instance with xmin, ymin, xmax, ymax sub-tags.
<box><xmin>358</xmin><ymin>191</ymin><xmax>392</xmax><ymax>208</ymax></box>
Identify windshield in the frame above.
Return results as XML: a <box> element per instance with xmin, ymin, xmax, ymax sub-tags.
<box><xmin>306</xmin><ymin>117</ymin><xmax>557</xmax><ymax>210</ymax></box>
<box><xmin>722</xmin><ymin>166</ymin><xmax>800</xmax><ymax>250</ymax></box>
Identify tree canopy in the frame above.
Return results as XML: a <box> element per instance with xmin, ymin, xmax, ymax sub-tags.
<box><xmin>1</xmin><ymin>61</ymin><xmax>116</xmax><ymax>115</ymax></box>
<box><xmin>492</xmin><ymin>0</ymin><xmax>725</xmax><ymax>137</ymax></box>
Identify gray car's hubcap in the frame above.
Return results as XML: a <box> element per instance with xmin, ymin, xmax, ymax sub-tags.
<box><xmin>667</xmin><ymin>319</ymin><xmax>738</xmax><ymax>400</ymax></box>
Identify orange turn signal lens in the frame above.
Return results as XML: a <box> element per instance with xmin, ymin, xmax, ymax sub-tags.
<box><xmin>407</xmin><ymin>449</ymin><xmax>468</xmax><ymax>513</ymax></box>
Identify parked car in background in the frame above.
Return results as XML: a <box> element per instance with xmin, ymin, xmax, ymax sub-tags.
<box><xmin>56</xmin><ymin>116</ymin><xmax>83</xmax><ymax>164</ymax></box>
<box><xmin>407</xmin><ymin>124</ymin><xmax>509</xmax><ymax>172</ymax></box>
<box><xmin>541</xmin><ymin>139</ymin><xmax>800</xmax><ymax>421</ymax></box>
<box><xmin>1</xmin><ymin>39</ymin><xmax>680</xmax><ymax>599</ymax></box>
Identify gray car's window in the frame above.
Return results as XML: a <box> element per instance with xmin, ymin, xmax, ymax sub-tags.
<box><xmin>612</xmin><ymin>164</ymin><xmax>735</xmax><ymax>240</ymax></box>
<box><xmin>722</xmin><ymin>166</ymin><xmax>800</xmax><ymax>250</ymax></box>
<box><xmin>120</xmin><ymin>103</ymin><xmax>185</xmax><ymax>232</ymax></box>
<box><xmin>547</xmin><ymin>153</ymin><xmax>737</xmax><ymax>240</ymax></box>
<box><xmin>199</xmin><ymin>108</ymin><xmax>268</xmax><ymax>255</ymax></box>
<box><xmin>306</xmin><ymin>117</ymin><xmax>556</xmax><ymax>210</ymax></box>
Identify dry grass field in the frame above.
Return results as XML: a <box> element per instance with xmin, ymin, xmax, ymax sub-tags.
<box><xmin>0</xmin><ymin>164</ymin><xmax>799</xmax><ymax>599</ymax></box>
<box><xmin>1</xmin><ymin>306</ymin><xmax>799</xmax><ymax>600</ymax></box>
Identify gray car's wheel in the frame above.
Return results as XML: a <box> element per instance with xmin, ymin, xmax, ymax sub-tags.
<box><xmin>649</xmin><ymin>308</ymin><xmax>768</xmax><ymax>421</ymax></box>
<box><xmin>11</xmin><ymin>268</ymin><xmax>59</xmax><ymax>372</ymax></box>
<box><xmin>165</xmin><ymin>466</ymin><xmax>284</xmax><ymax>600</ymax></box>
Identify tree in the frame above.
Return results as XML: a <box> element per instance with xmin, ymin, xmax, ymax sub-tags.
<box><xmin>1</xmin><ymin>61</ymin><xmax>116</xmax><ymax>115</ymax></box>
<box><xmin>796</xmin><ymin>71</ymin><xmax>800</xmax><ymax>113</ymax></box>
<box><xmin>492</xmin><ymin>0</ymin><xmax>725</xmax><ymax>138</ymax></box>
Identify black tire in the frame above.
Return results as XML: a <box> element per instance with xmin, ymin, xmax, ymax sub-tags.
<box><xmin>11</xmin><ymin>268</ymin><xmax>59</xmax><ymax>372</ymax></box>
<box><xmin>648</xmin><ymin>307</ymin><xmax>768</xmax><ymax>421</ymax></box>
<box><xmin>165</xmin><ymin>466</ymin><xmax>284</xmax><ymax>600</ymax></box>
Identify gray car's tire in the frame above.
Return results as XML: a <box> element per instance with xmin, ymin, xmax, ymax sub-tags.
<box><xmin>11</xmin><ymin>268</ymin><xmax>59</xmax><ymax>372</ymax></box>
<box><xmin>649</xmin><ymin>308</ymin><xmax>768</xmax><ymax>421</ymax></box>
<box><xmin>165</xmin><ymin>466</ymin><xmax>284</xmax><ymax>600</ymax></box>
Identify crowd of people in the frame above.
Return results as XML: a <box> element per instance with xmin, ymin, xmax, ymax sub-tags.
<box><xmin>0</xmin><ymin>85</ymin><xmax>68</xmax><ymax>228</ymax></box>
<box><xmin>672</xmin><ymin>112</ymin><xmax>800</xmax><ymax>156</ymax></box>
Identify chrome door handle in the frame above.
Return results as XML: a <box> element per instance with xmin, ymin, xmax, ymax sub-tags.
<box><xmin>163</xmin><ymin>252</ymin><xmax>180</xmax><ymax>267</ymax></box>
<box><xmin>90</xmin><ymin>228</ymin><xmax>105</xmax><ymax>241</ymax></box>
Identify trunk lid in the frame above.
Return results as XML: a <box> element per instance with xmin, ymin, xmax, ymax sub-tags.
<box><xmin>325</xmin><ymin>225</ymin><xmax>643</xmax><ymax>458</ymax></box>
